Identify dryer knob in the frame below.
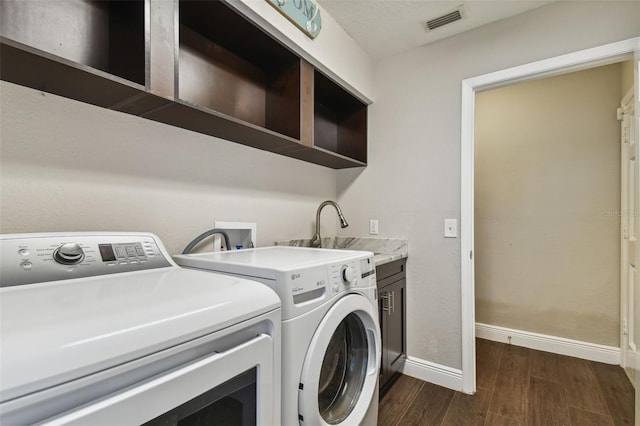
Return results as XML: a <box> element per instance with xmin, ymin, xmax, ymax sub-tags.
<box><xmin>53</xmin><ymin>243</ymin><xmax>85</xmax><ymax>265</ymax></box>
<box><xmin>341</xmin><ymin>265</ymin><xmax>356</xmax><ymax>284</ymax></box>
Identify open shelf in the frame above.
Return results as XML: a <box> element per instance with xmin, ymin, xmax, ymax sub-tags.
<box><xmin>1</xmin><ymin>0</ymin><xmax>368</xmax><ymax>169</ymax></box>
<box><xmin>142</xmin><ymin>99</ymin><xmax>303</xmax><ymax>154</ymax></box>
<box><xmin>0</xmin><ymin>1</ymin><xmax>161</xmax><ymax>113</ymax></box>
<box><xmin>313</xmin><ymin>70</ymin><xmax>368</xmax><ymax>164</ymax></box>
<box><xmin>1</xmin><ymin>0</ymin><xmax>145</xmax><ymax>86</ymax></box>
<box><xmin>178</xmin><ymin>0</ymin><xmax>301</xmax><ymax>140</ymax></box>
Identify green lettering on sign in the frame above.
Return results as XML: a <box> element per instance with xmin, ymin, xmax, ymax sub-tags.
<box><xmin>265</xmin><ymin>0</ymin><xmax>322</xmax><ymax>39</ymax></box>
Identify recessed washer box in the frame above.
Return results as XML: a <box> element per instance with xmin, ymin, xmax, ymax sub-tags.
<box><xmin>214</xmin><ymin>221</ymin><xmax>257</xmax><ymax>250</ymax></box>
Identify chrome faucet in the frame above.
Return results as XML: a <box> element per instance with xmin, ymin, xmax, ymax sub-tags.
<box><xmin>310</xmin><ymin>200</ymin><xmax>349</xmax><ymax>248</ymax></box>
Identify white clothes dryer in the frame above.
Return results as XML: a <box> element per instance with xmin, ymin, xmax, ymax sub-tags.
<box><xmin>174</xmin><ymin>246</ymin><xmax>381</xmax><ymax>426</ymax></box>
<box><xmin>1</xmin><ymin>232</ymin><xmax>281</xmax><ymax>426</ymax></box>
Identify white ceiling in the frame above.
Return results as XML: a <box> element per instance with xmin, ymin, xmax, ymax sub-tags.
<box><xmin>316</xmin><ymin>0</ymin><xmax>556</xmax><ymax>60</ymax></box>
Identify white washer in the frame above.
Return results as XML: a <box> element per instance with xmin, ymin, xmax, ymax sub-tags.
<box><xmin>0</xmin><ymin>232</ymin><xmax>281</xmax><ymax>425</ymax></box>
<box><xmin>174</xmin><ymin>246</ymin><xmax>381</xmax><ymax>426</ymax></box>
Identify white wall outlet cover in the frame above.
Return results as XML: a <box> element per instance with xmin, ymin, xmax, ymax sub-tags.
<box><xmin>444</xmin><ymin>219</ymin><xmax>457</xmax><ymax>238</ymax></box>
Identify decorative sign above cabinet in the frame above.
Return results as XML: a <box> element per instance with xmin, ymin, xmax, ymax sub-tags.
<box><xmin>266</xmin><ymin>0</ymin><xmax>322</xmax><ymax>38</ymax></box>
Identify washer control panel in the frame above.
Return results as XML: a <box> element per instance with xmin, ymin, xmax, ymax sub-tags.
<box><xmin>1</xmin><ymin>233</ymin><xmax>172</xmax><ymax>287</ymax></box>
<box><xmin>329</xmin><ymin>256</ymin><xmax>376</xmax><ymax>292</ymax></box>
<box><xmin>287</xmin><ymin>253</ymin><xmax>376</xmax><ymax>306</ymax></box>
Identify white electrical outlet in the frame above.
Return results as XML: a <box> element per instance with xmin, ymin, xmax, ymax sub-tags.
<box><xmin>444</xmin><ymin>219</ymin><xmax>457</xmax><ymax>238</ymax></box>
<box><xmin>369</xmin><ymin>219</ymin><xmax>379</xmax><ymax>235</ymax></box>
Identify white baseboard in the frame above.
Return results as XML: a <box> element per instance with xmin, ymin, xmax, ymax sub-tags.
<box><xmin>476</xmin><ymin>323</ymin><xmax>620</xmax><ymax>365</ymax></box>
<box><xmin>402</xmin><ymin>357</ymin><xmax>464</xmax><ymax>392</ymax></box>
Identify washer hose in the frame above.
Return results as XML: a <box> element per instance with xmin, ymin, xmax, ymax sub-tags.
<box><xmin>182</xmin><ymin>229</ymin><xmax>231</xmax><ymax>254</ymax></box>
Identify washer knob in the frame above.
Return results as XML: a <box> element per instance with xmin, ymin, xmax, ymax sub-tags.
<box><xmin>341</xmin><ymin>265</ymin><xmax>356</xmax><ymax>284</ymax></box>
<box><xmin>54</xmin><ymin>243</ymin><xmax>85</xmax><ymax>265</ymax></box>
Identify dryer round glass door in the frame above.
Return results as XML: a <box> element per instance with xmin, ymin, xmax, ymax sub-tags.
<box><xmin>299</xmin><ymin>294</ymin><xmax>381</xmax><ymax>426</ymax></box>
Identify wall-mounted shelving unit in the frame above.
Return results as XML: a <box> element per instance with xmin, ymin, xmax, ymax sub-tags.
<box><xmin>0</xmin><ymin>1</ymin><xmax>165</xmax><ymax>113</ymax></box>
<box><xmin>0</xmin><ymin>0</ymin><xmax>368</xmax><ymax>169</ymax></box>
<box><xmin>314</xmin><ymin>70</ymin><xmax>367</xmax><ymax>163</ymax></box>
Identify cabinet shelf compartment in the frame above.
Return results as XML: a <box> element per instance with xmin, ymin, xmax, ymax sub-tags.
<box><xmin>142</xmin><ymin>99</ymin><xmax>303</xmax><ymax>154</ymax></box>
<box><xmin>178</xmin><ymin>0</ymin><xmax>301</xmax><ymax>141</ymax></box>
<box><xmin>313</xmin><ymin>70</ymin><xmax>367</xmax><ymax>164</ymax></box>
<box><xmin>282</xmin><ymin>144</ymin><xmax>367</xmax><ymax>169</ymax></box>
<box><xmin>0</xmin><ymin>0</ymin><xmax>145</xmax><ymax>87</ymax></box>
<box><xmin>0</xmin><ymin>37</ymin><xmax>155</xmax><ymax>113</ymax></box>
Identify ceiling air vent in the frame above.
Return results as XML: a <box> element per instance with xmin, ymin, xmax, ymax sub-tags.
<box><xmin>425</xmin><ymin>6</ymin><xmax>466</xmax><ymax>32</ymax></box>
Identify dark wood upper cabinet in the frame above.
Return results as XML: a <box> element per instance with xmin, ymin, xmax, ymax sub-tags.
<box><xmin>313</xmin><ymin>70</ymin><xmax>367</xmax><ymax>164</ymax></box>
<box><xmin>0</xmin><ymin>0</ymin><xmax>368</xmax><ymax>169</ymax></box>
<box><xmin>178</xmin><ymin>0</ymin><xmax>301</xmax><ymax>140</ymax></box>
<box><xmin>0</xmin><ymin>0</ymin><xmax>154</xmax><ymax>110</ymax></box>
<box><xmin>1</xmin><ymin>1</ymin><xmax>145</xmax><ymax>85</ymax></box>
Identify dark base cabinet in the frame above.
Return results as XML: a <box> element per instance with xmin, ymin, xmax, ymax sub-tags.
<box><xmin>376</xmin><ymin>259</ymin><xmax>406</xmax><ymax>396</ymax></box>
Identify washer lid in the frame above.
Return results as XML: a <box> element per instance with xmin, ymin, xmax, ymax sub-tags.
<box><xmin>0</xmin><ymin>268</ymin><xmax>280</xmax><ymax>403</ymax></box>
<box><xmin>174</xmin><ymin>246</ymin><xmax>372</xmax><ymax>280</ymax></box>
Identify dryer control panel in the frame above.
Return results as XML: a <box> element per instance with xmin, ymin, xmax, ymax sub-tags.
<box><xmin>1</xmin><ymin>233</ymin><xmax>172</xmax><ymax>287</ymax></box>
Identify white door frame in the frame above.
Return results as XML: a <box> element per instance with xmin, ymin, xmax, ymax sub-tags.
<box><xmin>620</xmin><ymin>87</ymin><xmax>635</xmax><ymax>383</ymax></box>
<box><xmin>459</xmin><ymin>37</ymin><xmax>640</xmax><ymax>394</ymax></box>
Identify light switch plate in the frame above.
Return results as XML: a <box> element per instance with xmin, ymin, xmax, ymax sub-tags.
<box><xmin>444</xmin><ymin>219</ymin><xmax>457</xmax><ymax>238</ymax></box>
<box><xmin>369</xmin><ymin>219</ymin><xmax>379</xmax><ymax>235</ymax></box>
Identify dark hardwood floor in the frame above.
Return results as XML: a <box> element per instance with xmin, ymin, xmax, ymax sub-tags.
<box><xmin>379</xmin><ymin>339</ymin><xmax>635</xmax><ymax>426</ymax></box>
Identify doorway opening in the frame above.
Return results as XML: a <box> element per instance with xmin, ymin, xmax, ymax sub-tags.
<box><xmin>474</xmin><ymin>60</ymin><xmax>628</xmax><ymax>359</ymax></box>
<box><xmin>459</xmin><ymin>37</ymin><xmax>639</xmax><ymax>395</ymax></box>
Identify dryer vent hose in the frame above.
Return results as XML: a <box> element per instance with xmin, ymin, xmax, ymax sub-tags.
<box><xmin>182</xmin><ymin>229</ymin><xmax>231</xmax><ymax>254</ymax></box>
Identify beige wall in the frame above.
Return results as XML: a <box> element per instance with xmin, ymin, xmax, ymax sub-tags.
<box><xmin>474</xmin><ymin>63</ymin><xmax>622</xmax><ymax>347</ymax></box>
<box><xmin>337</xmin><ymin>1</ymin><xmax>639</xmax><ymax>369</ymax></box>
<box><xmin>0</xmin><ymin>81</ymin><xmax>339</xmax><ymax>254</ymax></box>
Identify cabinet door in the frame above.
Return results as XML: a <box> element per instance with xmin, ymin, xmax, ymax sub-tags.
<box><xmin>385</xmin><ymin>278</ymin><xmax>406</xmax><ymax>376</ymax></box>
<box><xmin>378</xmin><ymin>288</ymin><xmax>390</xmax><ymax>387</ymax></box>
